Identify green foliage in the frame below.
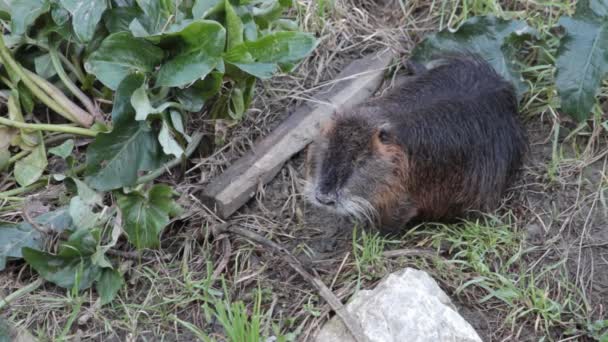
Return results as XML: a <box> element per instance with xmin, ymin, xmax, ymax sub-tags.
<box><xmin>587</xmin><ymin>319</ymin><xmax>608</xmax><ymax>341</ymax></box>
<box><xmin>153</xmin><ymin>20</ymin><xmax>226</xmax><ymax>87</ymax></box>
<box><xmin>0</xmin><ymin>209</ymin><xmax>71</xmax><ymax>270</ymax></box>
<box><xmin>116</xmin><ymin>184</ymin><xmax>181</xmax><ymax>249</ymax></box>
<box><xmin>96</xmin><ymin>268</ymin><xmax>124</xmax><ymax>305</ymax></box>
<box><xmin>352</xmin><ymin>228</ymin><xmax>398</xmax><ymax>280</ymax></box>
<box><xmin>84</xmin><ymin>120</ymin><xmax>166</xmax><ymax>191</ymax></box>
<box><xmin>412</xmin><ymin>15</ymin><xmax>536</xmax><ymax>99</ymax></box>
<box><xmin>7</xmin><ymin>0</ymin><xmax>50</xmax><ymax>37</ymax></box>
<box><xmin>0</xmin><ymin>0</ymin><xmax>315</xmax><ymax>306</ymax></box>
<box><xmin>84</xmin><ymin>32</ymin><xmax>165</xmax><ymax>90</ymax></box>
<box><xmin>59</xmin><ymin>0</ymin><xmax>108</xmax><ymax>42</ymax></box>
<box><xmin>555</xmin><ymin>0</ymin><xmax>608</xmax><ymax>121</ymax></box>
<box><xmin>48</xmin><ymin>139</ymin><xmax>74</xmax><ymax>159</ymax></box>
<box><xmin>14</xmin><ymin>133</ymin><xmax>47</xmax><ymax>186</ymax></box>
<box><xmin>202</xmin><ymin>285</ymin><xmax>278</xmax><ymax>342</ymax></box>
<box><xmin>413</xmin><ymin>5</ymin><xmax>608</xmax><ymax>121</ymax></box>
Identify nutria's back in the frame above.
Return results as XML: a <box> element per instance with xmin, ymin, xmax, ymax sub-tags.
<box><xmin>306</xmin><ymin>54</ymin><xmax>528</xmax><ymax>232</ymax></box>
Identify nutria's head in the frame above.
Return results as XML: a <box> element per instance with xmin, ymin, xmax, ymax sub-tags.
<box><xmin>305</xmin><ymin>108</ymin><xmax>408</xmax><ymax>224</ymax></box>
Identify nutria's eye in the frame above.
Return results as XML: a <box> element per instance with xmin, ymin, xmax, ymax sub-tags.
<box><xmin>378</xmin><ymin>129</ymin><xmax>391</xmax><ymax>144</ymax></box>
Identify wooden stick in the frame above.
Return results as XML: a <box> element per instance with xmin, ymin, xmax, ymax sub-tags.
<box><xmin>201</xmin><ymin>51</ymin><xmax>395</xmax><ymax>218</ymax></box>
<box><xmin>215</xmin><ymin>223</ymin><xmax>367</xmax><ymax>342</ymax></box>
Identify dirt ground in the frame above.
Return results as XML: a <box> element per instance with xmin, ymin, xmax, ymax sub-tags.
<box><xmin>1</xmin><ymin>0</ymin><xmax>607</xmax><ymax>341</ymax></box>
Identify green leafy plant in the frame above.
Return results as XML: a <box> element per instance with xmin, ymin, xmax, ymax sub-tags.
<box><xmin>413</xmin><ymin>0</ymin><xmax>608</xmax><ymax>122</ymax></box>
<box><xmin>0</xmin><ymin>0</ymin><xmax>316</xmax><ymax>305</ymax></box>
<box><xmin>412</xmin><ymin>15</ymin><xmax>537</xmax><ymax>99</ymax></box>
<box><xmin>554</xmin><ymin>0</ymin><xmax>608</xmax><ymax>121</ymax></box>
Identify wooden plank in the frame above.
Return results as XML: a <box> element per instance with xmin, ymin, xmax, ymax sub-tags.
<box><xmin>201</xmin><ymin>50</ymin><xmax>395</xmax><ymax>218</ymax></box>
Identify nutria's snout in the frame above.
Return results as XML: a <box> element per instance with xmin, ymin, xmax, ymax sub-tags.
<box><xmin>305</xmin><ymin>54</ymin><xmax>528</xmax><ymax>233</ymax></box>
<box><xmin>305</xmin><ymin>114</ymin><xmax>397</xmax><ymax>224</ymax></box>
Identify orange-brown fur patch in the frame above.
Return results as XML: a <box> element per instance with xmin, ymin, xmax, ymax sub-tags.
<box><xmin>319</xmin><ymin>118</ymin><xmax>336</xmax><ymax>137</ymax></box>
<box><xmin>370</xmin><ymin>132</ymin><xmax>412</xmax><ymax>224</ymax></box>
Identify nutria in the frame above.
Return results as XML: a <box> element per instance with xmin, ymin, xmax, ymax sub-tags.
<box><xmin>305</xmin><ymin>54</ymin><xmax>528</xmax><ymax>233</ymax></box>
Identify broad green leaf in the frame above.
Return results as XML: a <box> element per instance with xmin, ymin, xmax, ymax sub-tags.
<box><xmin>0</xmin><ymin>209</ymin><xmax>72</xmax><ymax>270</ymax></box>
<box><xmin>251</xmin><ymin>0</ymin><xmax>289</xmax><ymax>27</ymax></box>
<box><xmin>91</xmin><ymin>247</ymin><xmax>112</xmax><ymax>268</ymax></box>
<box><xmin>155</xmin><ymin>20</ymin><xmax>226</xmax><ymax>87</ymax></box>
<box><xmin>158</xmin><ymin>120</ymin><xmax>184</xmax><ymax>157</ymax></box>
<box><xmin>34</xmin><ymin>53</ymin><xmax>57</xmax><ymax>79</ymax></box>
<box><xmin>225</xmin><ymin>61</ymin><xmax>277</xmax><ymax>79</ymax></box>
<box><xmin>58</xmin><ymin>228</ymin><xmax>100</xmax><ymax>258</ymax></box>
<box><xmin>59</xmin><ymin>0</ymin><xmax>108</xmax><ymax>42</ymax></box>
<box><xmin>22</xmin><ymin>247</ymin><xmax>100</xmax><ymax>289</ymax></box>
<box><xmin>411</xmin><ymin>15</ymin><xmax>536</xmax><ymax>99</ymax></box>
<box><xmin>169</xmin><ymin>110</ymin><xmax>190</xmax><ymax>142</ymax></box>
<box><xmin>225</xmin><ymin>0</ymin><xmax>244</xmax><ymax>49</ymax></box>
<box><xmin>555</xmin><ymin>0</ymin><xmax>608</xmax><ymax>121</ymax></box>
<box><xmin>224</xmin><ymin>31</ymin><xmax>316</xmax><ymax>78</ymax></box>
<box><xmin>116</xmin><ymin>184</ymin><xmax>179</xmax><ymax>249</ymax></box>
<box><xmin>85</xmin><ymin>120</ymin><xmax>166</xmax><ymax>191</ymax></box>
<box><xmin>14</xmin><ymin>138</ymin><xmax>47</xmax><ymax>187</ymax></box>
<box><xmin>157</xmin><ymin>51</ymin><xmax>221</xmax><ymax>86</ymax></box>
<box><xmin>68</xmin><ymin>196</ymin><xmax>100</xmax><ymax>230</ymax></box>
<box><xmin>0</xmin><ymin>224</ymin><xmax>41</xmax><ymax>271</ymax></box>
<box><xmin>48</xmin><ymin>139</ymin><xmax>74</xmax><ymax>159</ymax></box>
<box><xmin>72</xmin><ymin>177</ymin><xmax>103</xmax><ymax>205</ymax></box>
<box><xmin>31</xmin><ymin>208</ymin><xmax>73</xmax><ymax>233</ymax></box>
<box><xmin>234</xmin><ymin>31</ymin><xmax>317</xmax><ymax>63</ymax></box>
<box><xmin>85</xmin><ymin>32</ymin><xmax>164</xmax><ymax>90</ymax></box>
<box><xmin>275</xmin><ymin>18</ymin><xmax>298</xmax><ymax>31</ymax></box>
<box><xmin>96</xmin><ymin>268</ymin><xmax>124</xmax><ymax>305</ymax></box>
<box><xmin>129</xmin><ymin>0</ymin><xmax>170</xmax><ymax>36</ymax></box>
<box><xmin>111</xmin><ymin>73</ymin><xmax>146</xmax><ymax>124</ymax></box>
<box><xmin>175</xmin><ymin>71</ymin><xmax>222</xmax><ymax>112</ymax></box>
<box><xmin>8</xmin><ymin>0</ymin><xmax>50</xmax><ymax>36</ymax></box>
<box><xmin>104</xmin><ymin>6</ymin><xmax>142</xmax><ymax>33</ymax></box>
<box><xmin>130</xmin><ymin>83</ymin><xmax>177</xmax><ymax>120</ymax></box>
<box><xmin>51</xmin><ymin>4</ymin><xmax>70</xmax><ymax>26</ymax></box>
<box><xmin>192</xmin><ymin>0</ymin><xmax>222</xmax><ymax>19</ymax></box>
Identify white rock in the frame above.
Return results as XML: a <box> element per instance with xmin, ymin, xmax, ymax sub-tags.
<box><xmin>315</xmin><ymin>268</ymin><xmax>482</xmax><ymax>342</ymax></box>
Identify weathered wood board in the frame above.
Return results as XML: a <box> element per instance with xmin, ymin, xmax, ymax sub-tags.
<box><xmin>201</xmin><ymin>50</ymin><xmax>395</xmax><ymax>218</ymax></box>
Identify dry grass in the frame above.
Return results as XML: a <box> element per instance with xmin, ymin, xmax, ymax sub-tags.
<box><xmin>1</xmin><ymin>0</ymin><xmax>608</xmax><ymax>341</ymax></box>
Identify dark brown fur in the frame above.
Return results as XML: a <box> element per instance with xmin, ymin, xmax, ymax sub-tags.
<box><xmin>305</xmin><ymin>54</ymin><xmax>528</xmax><ymax>233</ymax></box>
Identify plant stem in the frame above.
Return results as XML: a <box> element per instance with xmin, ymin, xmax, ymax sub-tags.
<box><xmin>26</xmin><ymin>71</ymin><xmax>95</xmax><ymax>127</ymax></box>
<box><xmin>0</xmin><ymin>196</ymin><xmax>24</xmax><ymax>201</ymax></box>
<box><xmin>0</xmin><ymin>181</ymin><xmax>46</xmax><ymax>198</ymax></box>
<box><xmin>0</xmin><ymin>117</ymin><xmax>97</xmax><ymax>137</ymax></box>
<box><xmin>0</xmin><ymin>35</ymin><xmax>93</xmax><ymax>127</ymax></box>
<box><xmin>0</xmin><ymin>163</ymin><xmax>86</xmax><ymax>199</ymax></box>
<box><xmin>45</xmin><ymin>133</ymin><xmax>75</xmax><ymax>145</ymax></box>
<box><xmin>136</xmin><ymin>132</ymin><xmax>203</xmax><ymax>185</ymax></box>
<box><xmin>8</xmin><ymin>149</ymin><xmax>30</xmax><ymax>164</ymax></box>
<box><xmin>0</xmin><ymin>278</ymin><xmax>45</xmax><ymax>310</ymax></box>
<box><xmin>49</xmin><ymin>46</ymin><xmax>101</xmax><ymax>120</ymax></box>
<box><xmin>0</xmin><ymin>36</ymin><xmax>77</xmax><ymax>123</ymax></box>
<box><xmin>70</xmin><ymin>54</ymin><xmax>87</xmax><ymax>85</ymax></box>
